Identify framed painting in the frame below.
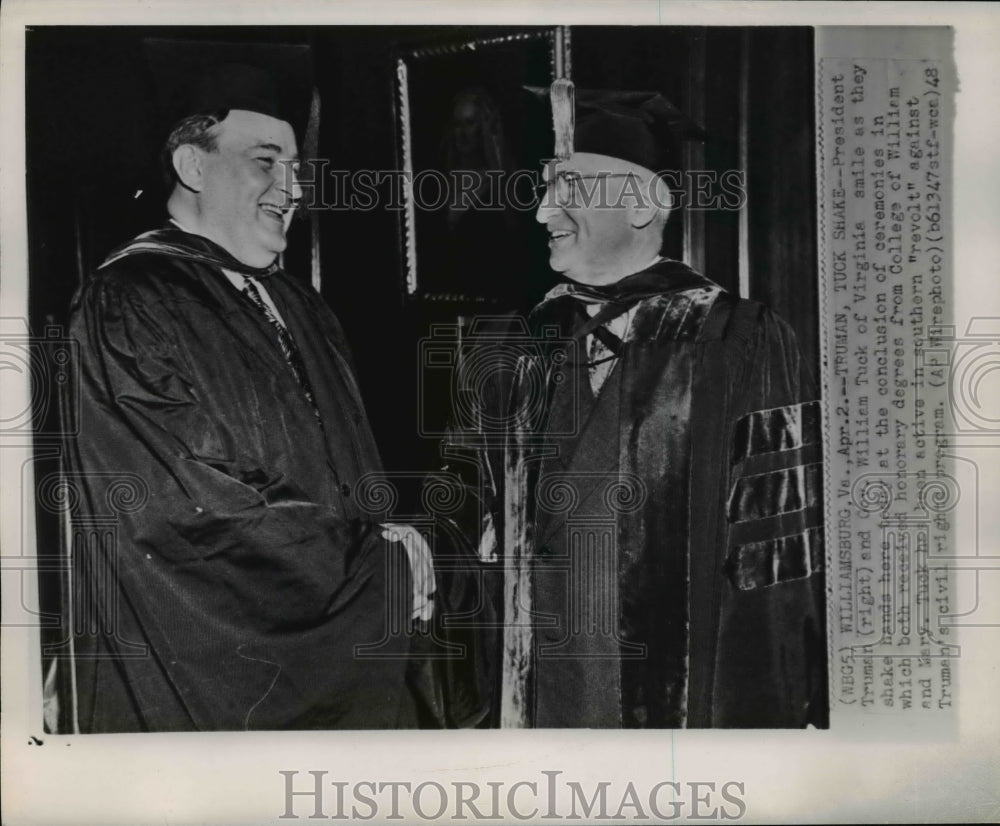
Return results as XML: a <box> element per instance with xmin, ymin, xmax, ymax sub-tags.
<box><xmin>395</xmin><ymin>27</ymin><xmax>569</xmax><ymax>304</ymax></box>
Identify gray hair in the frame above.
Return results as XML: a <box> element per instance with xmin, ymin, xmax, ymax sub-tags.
<box><xmin>160</xmin><ymin>110</ymin><xmax>228</xmax><ymax>187</ymax></box>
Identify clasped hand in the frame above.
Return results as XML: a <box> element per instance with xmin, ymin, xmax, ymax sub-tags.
<box><xmin>380</xmin><ymin>523</ymin><xmax>435</xmax><ymax>621</ymax></box>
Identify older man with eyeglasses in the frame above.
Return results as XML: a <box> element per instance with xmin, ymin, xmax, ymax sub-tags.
<box><xmin>448</xmin><ymin>82</ymin><xmax>828</xmax><ymax>729</ymax></box>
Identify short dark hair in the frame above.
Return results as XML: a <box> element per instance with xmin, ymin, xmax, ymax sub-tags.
<box><xmin>160</xmin><ymin>110</ymin><xmax>229</xmax><ymax>187</ymax></box>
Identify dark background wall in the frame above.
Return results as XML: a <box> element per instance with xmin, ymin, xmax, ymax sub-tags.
<box><xmin>26</xmin><ymin>26</ymin><xmax>816</xmax><ymax>578</ymax></box>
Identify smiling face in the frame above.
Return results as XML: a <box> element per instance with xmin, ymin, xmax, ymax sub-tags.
<box><xmin>535</xmin><ymin>152</ymin><xmax>654</xmax><ymax>286</ymax></box>
<box><xmin>185</xmin><ymin>109</ymin><xmax>302</xmax><ymax>268</ymax></box>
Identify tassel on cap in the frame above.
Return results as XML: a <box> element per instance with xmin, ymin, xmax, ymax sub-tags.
<box><xmin>550</xmin><ymin>78</ymin><xmax>576</xmax><ymax>161</ymax></box>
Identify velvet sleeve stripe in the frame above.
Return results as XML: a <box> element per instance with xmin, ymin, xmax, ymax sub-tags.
<box><xmin>731</xmin><ymin>400</ymin><xmax>821</xmax><ymax>465</ymax></box>
<box><xmin>726</xmin><ymin>526</ymin><xmax>824</xmax><ymax>591</ymax></box>
<box><xmin>727</xmin><ymin>462</ymin><xmax>823</xmax><ymax>524</ymax></box>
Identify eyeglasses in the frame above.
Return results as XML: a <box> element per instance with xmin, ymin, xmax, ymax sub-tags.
<box><xmin>533</xmin><ymin>171</ymin><xmax>639</xmax><ymax>207</ymax></box>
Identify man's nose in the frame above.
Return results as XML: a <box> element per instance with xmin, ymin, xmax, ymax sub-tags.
<box><xmin>278</xmin><ymin>163</ymin><xmax>302</xmax><ymax>203</ymax></box>
<box><xmin>535</xmin><ymin>196</ymin><xmax>560</xmax><ymax>224</ymax></box>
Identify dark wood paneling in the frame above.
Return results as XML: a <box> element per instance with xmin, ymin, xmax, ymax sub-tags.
<box><xmin>746</xmin><ymin>28</ymin><xmax>819</xmax><ymax>375</ymax></box>
<box><xmin>701</xmin><ymin>28</ymin><xmax>743</xmax><ymax>297</ymax></box>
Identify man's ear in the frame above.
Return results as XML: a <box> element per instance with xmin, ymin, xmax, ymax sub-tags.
<box><xmin>172</xmin><ymin>144</ymin><xmax>205</xmax><ymax>193</ymax></box>
<box><xmin>625</xmin><ymin>174</ymin><xmax>663</xmax><ymax>230</ymax></box>
<box><xmin>628</xmin><ymin>195</ymin><xmax>659</xmax><ymax>231</ymax></box>
<box><xmin>630</xmin><ymin>175</ymin><xmax>672</xmax><ymax>230</ymax></box>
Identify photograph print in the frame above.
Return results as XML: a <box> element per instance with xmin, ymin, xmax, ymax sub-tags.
<box><xmin>23</xmin><ymin>24</ymin><xmax>826</xmax><ymax>732</ymax></box>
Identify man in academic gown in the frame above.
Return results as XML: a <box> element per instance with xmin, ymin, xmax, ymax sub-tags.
<box><xmin>59</xmin><ymin>51</ymin><xmax>456</xmax><ymax>731</ymax></box>
<box><xmin>448</xmin><ymin>82</ymin><xmax>828</xmax><ymax>728</ymax></box>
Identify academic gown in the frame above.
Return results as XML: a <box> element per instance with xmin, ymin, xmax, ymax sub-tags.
<box><xmin>60</xmin><ymin>228</ymin><xmax>420</xmax><ymax>731</ymax></box>
<box><xmin>451</xmin><ymin>260</ymin><xmax>828</xmax><ymax>728</ymax></box>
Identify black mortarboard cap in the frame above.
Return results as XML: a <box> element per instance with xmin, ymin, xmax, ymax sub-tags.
<box><xmin>527</xmin><ymin>80</ymin><xmax>706</xmax><ymax>172</ymax></box>
<box><xmin>143</xmin><ymin>38</ymin><xmax>314</xmax><ymax>147</ymax></box>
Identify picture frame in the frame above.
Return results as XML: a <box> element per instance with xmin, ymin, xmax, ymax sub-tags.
<box><xmin>394</xmin><ymin>27</ymin><xmax>569</xmax><ymax>304</ymax></box>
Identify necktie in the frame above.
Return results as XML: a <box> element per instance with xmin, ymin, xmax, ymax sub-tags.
<box><xmin>242</xmin><ymin>277</ymin><xmax>322</xmax><ymax>424</ymax></box>
<box><xmin>587</xmin><ymin>327</ymin><xmax>620</xmax><ymax>395</ymax></box>
<box><xmin>571</xmin><ymin>299</ymin><xmax>626</xmax><ymax>396</ymax></box>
